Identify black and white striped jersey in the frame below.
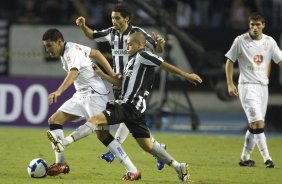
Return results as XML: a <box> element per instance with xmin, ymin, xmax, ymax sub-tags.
<box><xmin>93</xmin><ymin>25</ymin><xmax>157</xmax><ymax>74</ymax></box>
<box><xmin>121</xmin><ymin>49</ymin><xmax>164</xmax><ymax>112</ymax></box>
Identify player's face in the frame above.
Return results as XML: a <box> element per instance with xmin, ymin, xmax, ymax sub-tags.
<box><xmin>111</xmin><ymin>12</ymin><xmax>129</xmax><ymax>32</ymax></box>
<box><xmin>249</xmin><ymin>20</ymin><xmax>265</xmax><ymax>40</ymax></box>
<box><xmin>127</xmin><ymin>37</ymin><xmax>140</xmax><ymax>56</ymax></box>
<box><xmin>43</xmin><ymin>39</ymin><xmax>62</xmax><ymax>57</ymax></box>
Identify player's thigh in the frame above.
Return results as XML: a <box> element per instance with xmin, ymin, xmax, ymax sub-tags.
<box><xmin>238</xmin><ymin>84</ymin><xmax>264</xmax><ymax>123</ymax></box>
<box><xmin>85</xmin><ymin>95</ymin><xmax>109</xmax><ymax>130</ymax></box>
<box><xmin>59</xmin><ymin>96</ymin><xmax>85</xmax><ymax>118</ymax></box>
<box><xmin>84</xmin><ymin>95</ymin><xmax>108</xmax><ymax>118</ymax></box>
<box><xmin>48</xmin><ymin>110</ymin><xmax>80</xmax><ymax>125</ymax></box>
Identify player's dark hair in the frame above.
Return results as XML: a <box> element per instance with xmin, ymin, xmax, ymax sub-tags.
<box><xmin>42</xmin><ymin>28</ymin><xmax>64</xmax><ymax>41</ymax></box>
<box><xmin>248</xmin><ymin>12</ymin><xmax>265</xmax><ymax>23</ymax></box>
<box><xmin>112</xmin><ymin>2</ymin><xmax>132</xmax><ymax>22</ymax></box>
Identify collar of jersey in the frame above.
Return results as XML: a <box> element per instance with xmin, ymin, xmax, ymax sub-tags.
<box><xmin>61</xmin><ymin>42</ymin><xmax>67</xmax><ymax>56</ymax></box>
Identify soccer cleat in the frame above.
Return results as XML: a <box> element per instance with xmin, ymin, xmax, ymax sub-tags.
<box><xmin>176</xmin><ymin>163</ymin><xmax>189</xmax><ymax>182</ymax></box>
<box><xmin>121</xmin><ymin>171</ymin><xmax>141</xmax><ymax>181</ymax></box>
<box><xmin>264</xmin><ymin>160</ymin><xmax>275</xmax><ymax>168</ymax></box>
<box><xmin>101</xmin><ymin>151</ymin><xmax>115</xmax><ymax>163</ymax></box>
<box><xmin>157</xmin><ymin>144</ymin><xmax>167</xmax><ymax>170</ymax></box>
<box><xmin>47</xmin><ymin>163</ymin><xmax>70</xmax><ymax>176</ymax></box>
<box><xmin>239</xmin><ymin>159</ymin><xmax>255</xmax><ymax>167</ymax></box>
<box><xmin>47</xmin><ymin>130</ymin><xmax>65</xmax><ymax>153</ymax></box>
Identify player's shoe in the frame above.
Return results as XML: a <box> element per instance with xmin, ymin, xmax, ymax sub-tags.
<box><xmin>47</xmin><ymin>163</ymin><xmax>70</xmax><ymax>176</ymax></box>
<box><xmin>47</xmin><ymin>130</ymin><xmax>65</xmax><ymax>153</ymax></box>
<box><xmin>121</xmin><ymin>171</ymin><xmax>141</xmax><ymax>181</ymax></box>
<box><xmin>157</xmin><ymin>143</ymin><xmax>167</xmax><ymax>170</ymax></box>
<box><xmin>101</xmin><ymin>151</ymin><xmax>115</xmax><ymax>163</ymax></box>
<box><xmin>238</xmin><ymin>159</ymin><xmax>255</xmax><ymax>167</ymax></box>
<box><xmin>264</xmin><ymin>160</ymin><xmax>275</xmax><ymax>168</ymax></box>
<box><xmin>176</xmin><ymin>163</ymin><xmax>189</xmax><ymax>182</ymax></box>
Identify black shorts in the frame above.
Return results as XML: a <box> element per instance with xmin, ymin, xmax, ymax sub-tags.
<box><xmin>102</xmin><ymin>101</ymin><xmax>150</xmax><ymax>138</ymax></box>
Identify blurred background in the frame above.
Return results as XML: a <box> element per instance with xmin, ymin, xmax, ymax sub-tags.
<box><xmin>0</xmin><ymin>0</ymin><xmax>281</xmax><ymax>133</ymax></box>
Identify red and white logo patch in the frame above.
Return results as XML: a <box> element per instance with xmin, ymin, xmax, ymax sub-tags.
<box><xmin>253</xmin><ymin>55</ymin><xmax>263</xmax><ymax>65</ymax></box>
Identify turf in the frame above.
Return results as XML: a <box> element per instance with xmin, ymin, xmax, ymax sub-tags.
<box><xmin>0</xmin><ymin>127</ymin><xmax>281</xmax><ymax>184</ymax></box>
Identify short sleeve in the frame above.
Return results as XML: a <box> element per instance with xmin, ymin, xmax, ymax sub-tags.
<box><xmin>225</xmin><ymin>37</ymin><xmax>240</xmax><ymax>62</ymax></box>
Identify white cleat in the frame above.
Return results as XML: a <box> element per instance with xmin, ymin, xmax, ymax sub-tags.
<box><xmin>176</xmin><ymin>163</ymin><xmax>189</xmax><ymax>182</ymax></box>
<box><xmin>47</xmin><ymin>130</ymin><xmax>65</xmax><ymax>152</ymax></box>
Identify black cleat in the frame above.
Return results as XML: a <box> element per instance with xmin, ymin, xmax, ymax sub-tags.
<box><xmin>264</xmin><ymin>160</ymin><xmax>275</xmax><ymax>168</ymax></box>
<box><xmin>239</xmin><ymin>159</ymin><xmax>255</xmax><ymax>167</ymax></box>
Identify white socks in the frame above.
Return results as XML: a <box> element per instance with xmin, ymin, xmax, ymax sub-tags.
<box><xmin>241</xmin><ymin>130</ymin><xmax>256</xmax><ymax>161</ymax></box>
<box><xmin>107</xmin><ymin>139</ymin><xmax>137</xmax><ymax>172</ymax></box>
<box><xmin>50</xmin><ymin>129</ymin><xmax>65</xmax><ymax>163</ymax></box>
<box><xmin>255</xmin><ymin>132</ymin><xmax>272</xmax><ymax>162</ymax></box>
<box><xmin>241</xmin><ymin>129</ymin><xmax>272</xmax><ymax>163</ymax></box>
<box><xmin>115</xmin><ymin>123</ymin><xmax>130</xmax><ymax>144</ymax></box>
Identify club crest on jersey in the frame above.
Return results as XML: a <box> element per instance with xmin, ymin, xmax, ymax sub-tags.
<box><xmin>124</xmin><ymin>69</ymin><xmax>133</xmax><ymax>77</ymax></box>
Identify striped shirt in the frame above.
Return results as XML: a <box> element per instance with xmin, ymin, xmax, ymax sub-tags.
<box><xmin>93</xmin><ymin>25</ymin><xmax>157</xmax><ymax>74</ymax></box>
<box><xmin>121</xmin><ymin>49</ymin><xmax>164</xmax><ymax>112</ymax></box>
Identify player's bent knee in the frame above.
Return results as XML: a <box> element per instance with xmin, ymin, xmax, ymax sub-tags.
<box><xmin>95</xmin><ymin>130</ymin><xmax>110</xmax><ymax>141</ymax></box>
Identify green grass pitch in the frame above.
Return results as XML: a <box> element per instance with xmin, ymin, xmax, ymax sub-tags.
<box><xmin>0</xmin><ymin>127</ymin><xmax>281</xmax><ymax>184</ymax></box>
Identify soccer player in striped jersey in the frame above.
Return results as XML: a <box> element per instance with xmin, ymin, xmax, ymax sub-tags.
<box><xmin>76</xmin><ymin>2</ymin><xmax>167</xmax><ymax>169</ymax></box>
<box><xmin>59</xmin><ymin>32</ymin><xmax>202</xmax><ymax>182</ymax></box>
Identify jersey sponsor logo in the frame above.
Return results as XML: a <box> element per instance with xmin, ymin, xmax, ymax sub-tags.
<box><xmin>112</xmin><ymin>49</ymin><xmax>128</xmax><ymax>56</ymax></box>
<box><xmin>253</xmin><ymin>55</ymin><xmax>263</xmax><ymax>65</ymax></box>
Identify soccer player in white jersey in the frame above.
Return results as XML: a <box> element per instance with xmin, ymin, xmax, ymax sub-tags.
<box><xmin>75</xmin><ymin>2</ymin><xmax>167</xmax><ymax>169</ymax></box>
<box><xmin>50</xmin><ymin>32</ymin><xmax>202</xmax><ymax>182</ymax></box>
<box><xmin>225</xmin><ymin>12</ymin><xmax>282</xmax><ymax>168</ymax></box>
<box><xmin>42</xmin><ymin>28</ymin><xmax>139</xmax><ymax>178</ymax></box>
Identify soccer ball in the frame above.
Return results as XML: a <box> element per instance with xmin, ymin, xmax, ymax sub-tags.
<box><xmin>27</xmin><ymin>158</ymin><xmax>48</xmax><ymax>178</ymax></box>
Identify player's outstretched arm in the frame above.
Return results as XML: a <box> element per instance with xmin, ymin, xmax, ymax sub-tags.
<box><xmin>160</xmin><ymin>61</ymin><xmax>202</xmax><ymax>85</ymax></box>
<box><xmin>90</xmin><ymin>49</ymin><xmax>114</xmax><ymax>76</ymax></box>
<box><xmin>93</xmin><ymin>64</ymin><xmax>122</xmax><ymax>86</ymax></box>
<box><xmin>76</xmin><ymin>16</ymin><xmax>94</xmax><ymax>40</ymax></box>
<box><xmin>225</xmin><ymin>59</ymin><xmax>238</xmax><ymax>96</ymax></box>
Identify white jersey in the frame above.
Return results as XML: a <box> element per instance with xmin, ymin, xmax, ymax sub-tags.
<box><xmin>60</xmin><ymin>42</ymin><xmax>109</xmax><ymax>94</ymax></box>
<box><xmin>225</xmin><ymin>33</ymin><xmax>282</xmax><ymax>85</ymax></box>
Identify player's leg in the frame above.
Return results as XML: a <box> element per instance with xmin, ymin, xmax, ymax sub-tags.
<box><xmin>46</xmin><ymin>110</ymin><xmax>78</xmax><ymax>176</ymax></box>
<box><xmin>239</xmin><ymin>84</ymin><xmax>274</xmax><ymax>168</ymax></box>
<box><xmin>151</xmin><ymin>135</ymin><xmax>167</xmax><ymax>170</ymax></box>
<box><xmin>94</xmin><ymin>103</ymin><xmax>140</xmax><ymax>180</ymax></box>
<box><xmin>135</xmin><ymin>136</ymin><xmax>189</xmax><ymax>182</ymax></box>
<box><xmin>238</xmin><ymin>84</ymin><xmax>257</xmax><ymax>167</ymax></box>
<box><xmin>239</xmin><ymin>128</ymin><xmax>256</xmax><ymax>166</ymax></box>
<box><xmin>256</xmin><ymin>85</ymin><xmax>274</xmax><ymax>168</ymax></box>
<box><xmin>63</xmin><ymin>102</ymin><xmax>141</xmax><ymax>180</ymax></box>
<box><xmin>101</xmin><ymin>123</ymin><xmax>130</xmax><ymax>162</ymax></box>
<box><xmin>126</xmin><ymin>112</ymin><xmax>189</xmax><ymax>182</ymax></box>
<box><xmin>250</xmin><ymin>121</ymin><xmax>274</xmax><ymax>168</ymax></box>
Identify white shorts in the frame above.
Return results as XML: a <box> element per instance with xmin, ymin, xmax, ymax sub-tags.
<box><xmin>59</xmin><ymin>91</ymin><xmax>109</xmax><ymax>130</ymax></box>
<box><xmin>238</xmin><ymin>83</ymin><xmax>268</xmax><ymax>123</ymax></box>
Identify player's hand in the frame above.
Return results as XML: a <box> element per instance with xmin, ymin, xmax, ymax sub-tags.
<box><xmin>184</xmin><ymin>73</ymin><xmax>203</xmax><ymax>85</ymax></box>
<box><xmin>92</xmin><ymin>63</ymin><xmax>103</xmax><ymax>75</ymax></box>
<box><xmin>48</xmin><ymin>91</ymin><xmax>61</xmax><ymax>105</ymax></box>
<box><xmin>152</xmin><ymin>32</ymin><xmax>165</xmax><ymax>45</ymax></box>
<box><xmin>76</xmin><ymin>16</ymin><xmax>85</xmax><ymax>27</ymax></box>
<box><xmin>227</xmin><ymin>84</ymin><xmax>238</xmax><ymax>96</ymax></box>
